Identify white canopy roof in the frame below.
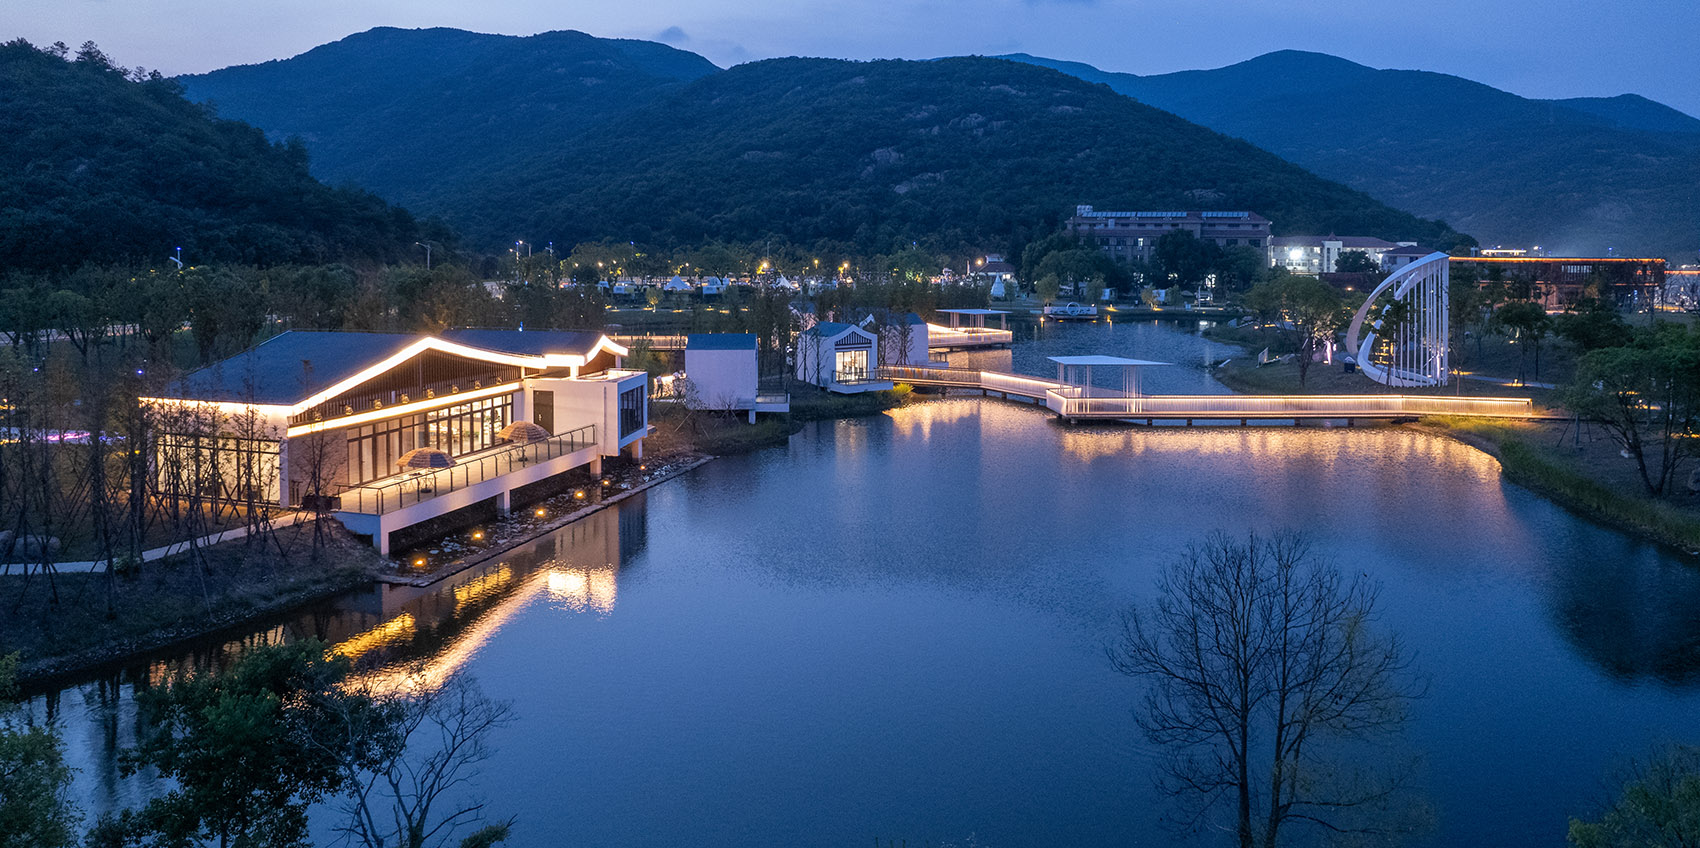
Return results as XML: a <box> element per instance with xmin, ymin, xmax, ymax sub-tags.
<box><xmin>1046</xmin><ymin>355</ymin><xmax>1170</xmax><ymax>367</ymax></box>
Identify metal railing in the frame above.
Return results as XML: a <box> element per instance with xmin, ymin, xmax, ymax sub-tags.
<box><xmin>334</xmin><ymin>424</ymin><xmax>597</xmax><ymax>515</ymax></box>
<box><xmin>1046</xmin><ymin>393</ymin><xmax>1534</xmax><ymax>419</ymax></box>
<box><xmin>877</xmin><ymin>366</ymin><xmax>1535</xmax><ymax>420</ymax></box>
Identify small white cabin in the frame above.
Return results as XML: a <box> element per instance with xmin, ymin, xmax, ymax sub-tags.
<box><xmin>857</xmin><ymin>312</ymin><xmax>931</xmax><ymax>366</ymax></box>
<box><xmin>795</xmin><ymin>323</ymin><xmax>893</xmax><ymax>394</ymax></box>
<box><xmin>683</xmin><ymin>334</ymin><xmax>789</xmax><ymax>420</ymax></box>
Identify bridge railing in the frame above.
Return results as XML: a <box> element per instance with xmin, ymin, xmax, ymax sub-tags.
<box><xmin>1048</xmin><ymin>393</ymin><xmax>1534</xmax><ymax>419</ymax></box>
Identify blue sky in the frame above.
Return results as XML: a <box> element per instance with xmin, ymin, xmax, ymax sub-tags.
<box><xmin>16</xmin><ymin>0</ymin><xmax>1700</xmax><ymax>115</ymax></box>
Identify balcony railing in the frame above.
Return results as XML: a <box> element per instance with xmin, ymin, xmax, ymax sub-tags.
<box><xmin>333</xmin><ymin>424</ymin><xmax>597</xmax><ymax>515</ymax></box>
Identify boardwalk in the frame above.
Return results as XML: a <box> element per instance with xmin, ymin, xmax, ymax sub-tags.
<box><xmin>877</xmin><ymin>365</ymin><xmax>1539</xmax><ymax>423</ymax></box>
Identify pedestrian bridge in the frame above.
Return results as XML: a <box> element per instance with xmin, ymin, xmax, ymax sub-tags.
<box><xmin>876</xmin><ymin>365</ymin><xmax>1537</xmax><ymax>423</ymax></box>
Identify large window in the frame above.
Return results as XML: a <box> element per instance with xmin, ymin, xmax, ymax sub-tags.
<box><xmin>344</xmin><ymin>394</ymin><xmax>512</xmax><ymax>485</ymax></box>
<box><xmin>618</xmin><ymin>386</ymin><xmax>646</xmax><ymax>439</ymax></box>
<box><xmin>834</xmin><ymin>350</ymin><xmax>869</xmax><ymax>382</ymax></box>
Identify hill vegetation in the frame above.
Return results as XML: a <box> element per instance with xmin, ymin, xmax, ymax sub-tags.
<box><xmin>1004</xmin><ymin>50</ymin><xmax>1700</xmax><ymax>258</ymax></box>
<box><xmin>182</xmin><ymin>31</ymin><xmax>1467</xmax><ymax>257</ymax></box>
<box><xmin>179</xmin><ymin>27</ymin><xmax>721</xmax><ymax>211</ymax></box>
<box><xmin>0</xmin><ymin>39</ymin><xmax>430</xmax><ymax>272</ymax></box>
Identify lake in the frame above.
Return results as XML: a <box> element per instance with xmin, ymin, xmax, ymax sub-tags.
<box><xmin>34</xmin><ymin>319</ymin><xmax>1700</xmax><ymax>846</ymax></box>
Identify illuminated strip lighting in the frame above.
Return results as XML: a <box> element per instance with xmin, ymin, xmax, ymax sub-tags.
<box><xmin>285</xmin><ymin>381</ymin><xmax>517</xmax><ymax>437</ymax></box>
<box><xmin>146</xmin><ymin>334</ymin><xmax>628</xmax><ymax>421</ymax></box>
<box><xmin>1449</xmin><ymin>257</ymin><xmax>1667</xmax><ymax>265</ymax></box>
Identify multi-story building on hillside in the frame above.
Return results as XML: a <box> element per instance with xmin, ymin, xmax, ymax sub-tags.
<box><xmin>1065</xmin><ymin>207</ymin><xmax>1273</xmax><ymax>266</ymax></box>
<box><xmin>1273</xmin><ymin>235</ymin><xmax>1417</xmax><ymax>274</ymax></box>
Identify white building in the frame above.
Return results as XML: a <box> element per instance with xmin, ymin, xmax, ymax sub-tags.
<box><xmin>682</xmin><ymin>333</ymin><xmax>789</xmax><ymax>421</ymax></box>
<box><xmin>795</xmin><ymin>322</ymin><xmax>893</xmax><ymax>393</ymax></box>
<box><xmin>1273</xmin><ymin>236</ymin><xmax>1416</xmax><ymax>274</ymax></box>
<box><xmin>856</xmin><ymin>311</ymin><xmax>931</xmax><ymax>366</ymax></box>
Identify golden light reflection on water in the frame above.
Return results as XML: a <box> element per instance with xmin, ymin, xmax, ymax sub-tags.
<box><xmin>342</xmin><ymin>562</ymin><xmax>620</xmax><ymax>695</ymax></box>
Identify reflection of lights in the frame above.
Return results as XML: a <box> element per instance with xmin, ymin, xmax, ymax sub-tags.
<box><xmin>332</xmin><ymin>613</ymin><xmax>416</xmax><ymax>659</ymax></box>
<box><xmin>453</xmin><ymin>565</ymin><xmax>513</xmax><ymax>612</ymax></box>
<box><xmin>547</xmin><ymin>566</ymin><xmax>618</xmax><ymax>614</ymax></box>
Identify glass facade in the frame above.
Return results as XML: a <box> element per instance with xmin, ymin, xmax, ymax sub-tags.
<box><xmin>345</xmin><ymin>394</ymin><xmax>513</xmax><ymax>485</ymax></box>
<box><xmin>618</xmin><ymin>386</ymin><xmax>645</xmax><ymax>439</ymax></box>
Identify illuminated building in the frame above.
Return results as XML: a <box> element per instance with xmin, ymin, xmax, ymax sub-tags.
<box><xmin>1066</xmin><ymin>207</ymin><xmax>1274</xmax><ymax>265</ymax></box>
<box><xmin>141</xmin><ymin>328</ymin><xmax>649</xmax><ymax>554</ymax></box>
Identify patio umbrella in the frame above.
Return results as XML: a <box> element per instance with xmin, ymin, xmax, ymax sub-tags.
<box><xmin>397</xmin><ymin>447</ymin><xmax>455</xmax><ymax>470</ymax></box>
<box><xmin>498</xmin><ymin>420</ymin><xmax>550</xmax><ymax>444</ymax></box>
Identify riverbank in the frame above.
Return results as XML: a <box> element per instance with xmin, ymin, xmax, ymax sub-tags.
<box><xmin>1212</xmin><ymin>358</ymin><xmax>1700</xmax><ymax>556</ymax></box>
<box><xmin>3</xmin><ymin>521</ymin><xmax>387</xmax><ymax>686</ymax></box>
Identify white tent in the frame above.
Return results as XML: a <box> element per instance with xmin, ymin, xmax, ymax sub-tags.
<box><xmin>664</xmin><ymin>275</ymin><xmax>692</xmax><ymax>292</ymax></box>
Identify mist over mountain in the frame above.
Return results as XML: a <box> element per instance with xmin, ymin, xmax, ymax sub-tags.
<box><xmin>1004</xmin><ymin>50</ymin><xmax>1700</xmax><ymax>258</ymax></box>
<box><xmin>177</xmin><ymin>29</ymin><xmax>1463</xmax><ymax>256</ymax></box>
<box><xmin>0</xmin><ymin>39</ymin><xmax>426</xmax><ymax>272</ymax></box>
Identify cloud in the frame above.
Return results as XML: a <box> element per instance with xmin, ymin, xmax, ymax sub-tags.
<box><xmin>655</xmin><ymin>25</ymin><xmax>689</xmax><ymax>44</ymax></box>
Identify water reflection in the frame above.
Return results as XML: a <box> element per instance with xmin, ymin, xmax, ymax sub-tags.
<box><xmin>1550</xmin><ymin>539</ymin><xmax>1700</xmax><ymax>686</ymax></box>
<box><xmin>44</xmin><ymin>493</ymin><xmax>649</xmax><ymax>816</ymax></box>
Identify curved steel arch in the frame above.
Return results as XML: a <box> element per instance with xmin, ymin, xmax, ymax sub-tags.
<box><xmin>1345</xmin><ymin>252</ymin><xmax>1450</xmax><ymax>388</ymax></box>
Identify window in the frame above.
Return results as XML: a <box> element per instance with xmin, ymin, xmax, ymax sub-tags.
<box><xmin>618</xmin><ymin>385</ymin><xmax>646</xmax><ymax>439</ymax></box>
<box><xmin>343</xmin><ymin>394</ymin><xmax>512</xmax><ymax>486</ymax></box>
<box><xmin>834</xmin><ymin>350</ymin><xmax>869</xmax><ymax>382</ymax></box>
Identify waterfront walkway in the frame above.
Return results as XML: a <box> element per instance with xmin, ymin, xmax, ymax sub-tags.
<box><xmin>877</xmin><ymin>365</ymin><xmax>1540</xmax><ymax>423</ymax></box>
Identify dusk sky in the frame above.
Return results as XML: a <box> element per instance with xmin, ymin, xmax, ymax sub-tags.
<box><xmin>15</xmin><ymin>0</ymin><xmax>1700</xmax><ymax>116</ymax></box>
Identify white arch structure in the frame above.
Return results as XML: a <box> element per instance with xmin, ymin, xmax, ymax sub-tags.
<box><xmin>1345</xmin><ymin>251</ymin><xmax>1450</xmax><ymax>387</ymax></box>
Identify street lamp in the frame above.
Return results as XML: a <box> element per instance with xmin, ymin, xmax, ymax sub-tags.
<box><xmin>168</xmin><ymin>246</ymin><xmax>184</xmax><ymax>270</ymax></box>
<box><xmin>414</xmin><ymin>241</ymin><xmax>433</xmax><ymax>270</ymax></box>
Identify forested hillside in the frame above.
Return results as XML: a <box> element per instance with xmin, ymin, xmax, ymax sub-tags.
<box><xmin>179</xmin><ymin>27</ymin><xmax>721</xmax><ymax>208</ymax></box>
<box><xmin>0</xmin><ymin>39</ymin><xmax>428</xmax><ymax>272</ymax></box>
<box><xmin>1005</xmin><ymin>50</ymin><xmax>1700</xmax><ymax>258</ymax></box>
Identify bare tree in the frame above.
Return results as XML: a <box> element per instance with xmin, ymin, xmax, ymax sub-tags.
<box><xmin>336</xmin><ymin>674</ymin><xmax>516</xmax><ymax>848</ymax></box>
<box><xmin>1110</xmin><ymin>532</ymin><xmax>1426</xmax><ymax>848</ymax></box>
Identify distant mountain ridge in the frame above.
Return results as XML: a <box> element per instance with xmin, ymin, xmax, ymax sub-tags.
<box><xmin>0</xmin><ymin>40</ymin><xmax>424</xmax><ymax>271</ymax></box>
<box><xmin>1002</xmin><ymin>50</ymin><xmax>1700</xmax><ymax>257</ymax></box>
<box><xmin>180</xmin><ymin>27</ymin><xmax>720</xmax><ymax>209</ymax></box>
<box><xmin>176</xmin><ymin>29</ymin><xmax>1466</xmax><ymax>256</ymax></box>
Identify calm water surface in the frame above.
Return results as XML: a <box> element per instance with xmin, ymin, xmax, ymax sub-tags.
<box><xmin>33</xmin><ymin>320</ymin><xmax>1700</xmax><ymax>847</ymax></box>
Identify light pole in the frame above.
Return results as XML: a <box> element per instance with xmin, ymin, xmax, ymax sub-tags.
<box><xmin>414</xmin><ymin>241</ymin><xmax>433</xmax><ymax>270</ymax></box>
<box><xmin>168</xmin><ymin>246</ymin><xmax>183</xmax><ymax>270</ymax></box>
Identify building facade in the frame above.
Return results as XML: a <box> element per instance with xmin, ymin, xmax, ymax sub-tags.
<box><xmin>1273</xmin><ymin>236</ymin><xmax>1415</xmax><ymax>274</ymax></box>
<box><xmin>1066</xmin><ymin>207</ymin><xmax>1273</xmax><ymax>265</ymax></box>
<box><xmin>144</xmin><ymin>329</ymin><xmax>649</xmax><ymax>553</ymax></box>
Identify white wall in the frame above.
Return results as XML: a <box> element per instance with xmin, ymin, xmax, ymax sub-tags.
<box><xmin>684</xmin><ymin>347</ymin><xmax>757</xmax><ymax>410</ymax></box>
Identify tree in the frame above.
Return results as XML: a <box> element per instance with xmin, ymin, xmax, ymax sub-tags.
<box><xmin>1494</xmin><ymin>301</ymin><xmax>1550</xmax><ymax>382</ymax></box>
<box><xmin>1554</xmin><ymin>300</ymin><xmax>1632</xmax><ymax>354</ymax></box>
<box><xmin>1110</xmin><ymin>532</ymin><xmax>1424</xmax><ymax>847</ymax></box>
<box><xmin>1563</xmin><ymin>326</ymin><xmax>1700</xmax><ymax>497</ymax></box>
<box><xmin>1569</xmin><ymin>745</ymin><xmax>1700</xmax><ymax>847</ymax></box>
<box><xmin>1152</xmin><ymin>230</ymin><xmax>1217</xmax><ymax>287</ymax></box>
<box><xmin>0</xmin><ymin>653</ymin><xmax>79</xmax><ymax>848</ymax></box>
<box><xmin>1334</xmin><ymin>250</ymin><xmax>1377</xmax><ymax>273</ymax></box>
<box><xmin>97</xmin><ymin>640</ymin><xmax>395</xmax><ymax>848</ymax></box>
<box><xmin>1243</xmin><ymin>276</ymin><xmax>1346</xmax><ymax>387</ymax></box>
<box><xmin>334</xmin><ymin>674</ymin><xmax>517</xmax><ymax>848</ymax></box>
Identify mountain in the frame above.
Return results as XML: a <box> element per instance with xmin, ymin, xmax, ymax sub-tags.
<box><xmin>1004</xmin><ymin>50</ymin><xmax>1700</xmax><ymax>258</ymax></box>
<box><xmin>179</xmin><ymin>27</ymin><xmax>721</xmax><ymax>210</ymax></box>
<box><xmin>0</xmin><ymin>39</ymin><xmax>425</xmax><ymax>272</ymax></box>
<box><xmin>181</xmin><ymin>32</ymin><xmax>1466</xmax><ymax>256</ymax></box>
<box><xmin>1551</xmin><ymin>94</ymin><xmax>1700</xmax><ymax>135</ymax></box>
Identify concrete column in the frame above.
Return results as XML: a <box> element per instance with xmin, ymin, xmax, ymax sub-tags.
<box><xmin>626</xmin><ymin>439</ymin><xmax>643</xmax><ymax>461</ymax></box>
<box><xmin>589</xmin><ymin>456</ymin><xmax>603</xmax><ymax>476</ymax></box>
<box><xmin>496</xmin><ymin>489</ymin><xmax>511</xmax><ymax>517</ymax></box>
<box><xmin>747</xmin><ymin>409</ymin><xmax>755</xmax><ymax>424</ymax></box>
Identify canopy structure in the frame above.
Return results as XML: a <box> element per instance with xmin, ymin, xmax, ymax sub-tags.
<box><xmin>497</xmin><ymin>420</ymin><xmax>551</xmax><ymax>444</ymax></box>
<box><xmin>1046</xmin><ymin>355</ymin><xmax>1170</xmax><ymax>397</ymax></box>
<box><xmin>936</xmin><ymin>308</ymin><xmax>1011</xmax><ymax>330</ymax></box>
<box><xmin>397</xmin><ymin>447</ymin><xmax>455</xmax><ymax>470</ymax></box>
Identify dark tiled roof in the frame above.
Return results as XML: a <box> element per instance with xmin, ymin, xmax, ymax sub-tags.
<box><xmin>439</xmin><ymin>328</ymin><xmax>608</xmax><ymax>358</ymax></box>
<box><xmin>802</xmin><ymin>321</ymin><xmax>860</xmax><ymax>338</ymax></box>
<box><xmin>170</xmin><ymin>331</ymin><xmax>421</xmax><ymax>405</ymax></box>
<box><xmin>687</xmin><ymin>333</ymin><xmax>757</xmax><ymax>350</ymax></box>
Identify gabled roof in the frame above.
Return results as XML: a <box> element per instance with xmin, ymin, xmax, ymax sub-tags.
<box><xmin>802</xmin><ymin>321</ymin><xmax>872</xmax><ymax>339</ymax></box>
<box><xmin>440</xmin><ymin>328</ymin><xmax>614</xmax><ymax>359</ymax></box>
<box><xmin>686</xmin><ymin>333</ymin><xmax>757</xmax><ymax>350</ymax></box>
<box><xmin>170</xmin><ymin>331</ymin><xmax>422</xmax><ymax>405</ymax></box>
<box><xmin>160</xmin><ymin>328</ymin><xmax>627</xmax><ymax>410</ymax></box>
